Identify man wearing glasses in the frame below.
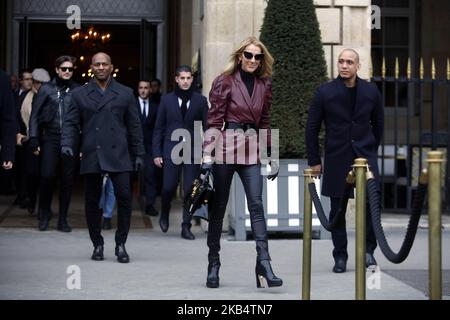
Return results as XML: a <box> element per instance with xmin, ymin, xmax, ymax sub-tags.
<box><xmin>29</xmin><ymin>55</ymin><xmax>79</xmax><ymax>232</ymax></box>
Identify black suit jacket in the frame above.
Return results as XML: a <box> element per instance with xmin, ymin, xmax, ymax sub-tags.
<box><xmin>305</xmin><ymin>76</ymin><xmax>384</xmax><ymax>197</ymax></box>
<box><xmin>136</xmin><ymin>98</ymin><xmax>158</xmax><ymax>155</ymax></box>
<box><xmin>0</xmin><ymin>69</ymin><xmax>17</xmax><ymax>163</ymax></box>
<box><xmin>61</xmin><ymin>78</ymin><xmax>145</xmax><ymax>174</ymax></box>
<box><xmin>152</xmin><ymin>91</ymin><xmax>208</xmax><ymax>163</ymax></box>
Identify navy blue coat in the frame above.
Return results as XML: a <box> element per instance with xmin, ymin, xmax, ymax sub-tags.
<box><xmin>152</xmin><ymin>91</ymin><xmax>208</xmax><ymax>163</ymax></box>
<box><xmin>61</xmin><ymin>78</ymin><xmax>145</xmax><ymax>174</ymax></box>
<box><xmin>136</xmin><ymin>98</ymin><xmax>158</xmax><ymax>155</ymax></box>
<box><xmin>305</xmin><ymin>76</ymin><xmax>384</xmax><ymax>197</ymax></box>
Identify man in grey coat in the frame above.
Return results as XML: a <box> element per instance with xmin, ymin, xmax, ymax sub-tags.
<box><xmin>61</xmin><ymin>52</ymin><xmax>145</xmax><ymax>263</ymax></box>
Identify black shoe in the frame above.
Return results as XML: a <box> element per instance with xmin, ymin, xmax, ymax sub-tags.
<box><xmin>102</xmin><ymin>217</ymin><xmax>112</xmax><ymax>230</ymax></box>
<box><xmin>57</xmin><ymin>219</ymin><xmax>72</xmax><ymax>232</ymax></box>
<box><xmin>91</xmin><ymin>245</ymin><xmax>104</xmax><ymax>261</ymax></box>
<box><xmin>38</xmin><ymin>218</ymin><xmax>49</xmax><ymax>231</ymax></box>
<box><xmin>159</xmin><ymin>214</ymin><xmax>169</xmax><ymax>233</ymax></box>
<box><xmin>206</xmin><ymin>260</ymin><xmax>220</xmax><ymax>288</ymax></box>
<box><xmin>366</xmin><ymin>253</ymin><xmax>377</xmax><ymax>268</ymax></box>
<box><xmin>115</xmin><ymin>244</ymin><xmax>130</xmax><ymax>263</ymax></box>
<box><xmin>181</xmin><ymin>225</ymin><xmax>195</xmax><ymax>240</ymax></box>
<box><xmin>333</xmin><ymin>258</ymin><xmax>347</xmax><ymax>273</ymax></box>
<box><xmin>255</xmin><ymin>260</ymin><xmax>283</xmax><ymax>288</ymax></box>
<box><xmin>145</xmin><ymin>205</ymin><xmax>159</xmax><ymax>216</ymax></box>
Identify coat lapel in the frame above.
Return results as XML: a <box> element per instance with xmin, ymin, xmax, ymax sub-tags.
<box><xmin>354</xmin><ymin>76</ymin><xmax>366</xmax><ymax>117</ymax></box>
<box><xmin>184</xmin><ymin>93</ymin><xmax>196</xmax><ymax>121</ymax></box>
<box><xmin>334</xmin><ymin>76</ymin><xmax>353</xmax><ymax>120</ymax></box>
<box><xmin>97</xmin><ymin>78</ymin><xmax>118</xmax><ymax>111</ymax></box>
<box><xmin>235</xmin><ymin>71</ymin><xmax>258</xmax><ymax>123</ymax></box>
<box><xmin>171</xmin><ymin>93</ymin><xmax>184</xmax><ymax>121</ymax></box>
<box><xmin>87</xmin><ymin>80</ymin><xmax>101</xmax><ymax>106</ymax></box>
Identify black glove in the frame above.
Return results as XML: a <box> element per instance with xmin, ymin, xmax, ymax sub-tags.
<box><xmin>28</xmin><ymin>137</ymin><xmax>40</xmax><ymax>153</ymax></box>
<box><xmin>267</xmin><ymin>160</ymin><xmax>279</xmax><ymax>181</ymax></box>
<box><xmin>61</xmin><ymin>146</ymin><xmax>74</xmax><ymax>157</ymax></box>
<box><xmin>134</xmin><ymin>156</ymin><xmax>144</xmax><ymax>172</ymax></box>
<box><xmin>200</xmin><ymin>161</ymin><xmax>213</xmax><ymax>176</ymax></box>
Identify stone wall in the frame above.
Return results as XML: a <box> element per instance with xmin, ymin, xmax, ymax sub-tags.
<box><xmin>195</xmin><ymin>0</ymin><xmax>372</xmax><ymax>99</ymax></box>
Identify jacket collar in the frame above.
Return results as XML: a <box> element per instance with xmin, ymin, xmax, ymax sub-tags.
<box><xmin>87</xmin><ymin>77</ymin><xmax>119</xmax><ymax>110</ymax></box>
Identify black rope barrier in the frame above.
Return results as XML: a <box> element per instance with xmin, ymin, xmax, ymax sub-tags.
<box><xmin>367</xmin><ymin>176</ymin><xmax>428</xmax><ymax>263</ymax></box>
<box><xmin>308</xmin><ymin>179</ymin><xmax>353</xmax><ymax>232</ymax></box>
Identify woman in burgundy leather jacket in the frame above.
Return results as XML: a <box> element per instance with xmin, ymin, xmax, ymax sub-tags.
<box><xmin>201</xmin><ymin>36</ymin><xmax>282</xmax><ymax>289</ymax></box>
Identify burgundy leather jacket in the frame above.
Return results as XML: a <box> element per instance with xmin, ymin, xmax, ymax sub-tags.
<box><xmin>204</xmin><ymin>70</ymin><xmax>272</xmax><ymax>164</ymax></box>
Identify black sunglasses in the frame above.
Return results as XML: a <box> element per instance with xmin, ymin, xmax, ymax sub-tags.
<box><xmin>60</xmin><ymin>67</ymin><xmax>74</xmax><ymax>72</ymax></box>
<box><xmin>243</xmin><ymin>51</ymin><xmax>264</xmax><ymax>61</ymax></box>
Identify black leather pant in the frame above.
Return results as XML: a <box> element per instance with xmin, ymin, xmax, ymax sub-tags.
<box><xmin>207</xmin><ymin>164</ymin><xmax>270</xmax><ymax>262</ymax></box>
<box><xmin>38</xmin><ymin>138</ymin><xmax>75</xmax><ymax>220</ymax></box>
<box><xmin>84</xmin><ymin>172</ymin><xmax>131</xmax><ymax>246</ymax></box>
<box><xmin>329</xmin><ymin>194</ymin><xmax>378</xmax><ymax>261</ymax></box>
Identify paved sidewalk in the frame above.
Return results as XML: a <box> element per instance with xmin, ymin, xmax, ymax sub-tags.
<box><xmin>1</xmin><ymin>194</ymin><xmax>449</xmax><ymax>300</ymax></box>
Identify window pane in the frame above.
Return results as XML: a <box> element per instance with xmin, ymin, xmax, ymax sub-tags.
<box><xmin>385</xmin><ymin>17</ymin><xmax>409</xmax><ymax>46</ymax></box>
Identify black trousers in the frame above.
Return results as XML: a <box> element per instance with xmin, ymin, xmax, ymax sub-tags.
<box><xmin>207</xmin><ymin>164</ymin><xmax>270</xmax><ymax>262</ymax></box>
<box><xmin>161</xmin><ymin>160</ymin><xmax>200</xmax><ymax>227</ymax></box>
<box><xmin>84</xmin><ymin>172</ymin><xmax>132</xmax><ymax>246</ymax></box>
<box><xmin>329</xmin><ymin>195</ymin><xmax>378</xmax><ymax>260</ymax></box>
<box><xmin>38</xmin><ymin>138</ymin><xmax>75</xmax><ymax>220</ymax></box>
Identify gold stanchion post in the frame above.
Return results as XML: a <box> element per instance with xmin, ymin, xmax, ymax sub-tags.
<box><xmin>427</xmin><ymin>151</ymin><xmax>444</xmax><ymax>300</ymax></box>
<box><xmin>302</xmin><ymin>169</ymin><xmax>313</xmax><ymax>300</ymax></box>
<box><xmin>353</xmin><ymin>158</ymin><xmax>367</xmax><ymax>300</ymax></box>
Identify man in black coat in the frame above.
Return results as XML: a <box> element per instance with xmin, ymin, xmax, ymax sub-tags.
<box><xmin>29</xmin><ymin>57</ymin><xmax>79</xmax><ymax>232</ymax></box>
<box><xmin>0</xmin><ymin>69</ymin><xmax>16</xmax><ymax>172</ymax></box>
<box><xmin>136</xmin><ymin>80</ymin><xmax>160</xmax><ymax>216</ymax></box>
<box><xmin>306</xmin><ymin>49</ymin><xmax>384</xmax><ymax>273</ymax></box>
<box><xmin>153</xmin><ymin>65</ymin><xmax>208</xmax><ymax>240</ymax></box>
<box><xmin>61</xmin><ymin>52</ymin><xmax>145</xmax><ymax>263</ymax></box>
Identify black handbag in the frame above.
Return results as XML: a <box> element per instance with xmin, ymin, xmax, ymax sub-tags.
<box><xmin>184</xmin><ymin>170</ymin><xmax>214</xmax><ymax>221</ymax></box>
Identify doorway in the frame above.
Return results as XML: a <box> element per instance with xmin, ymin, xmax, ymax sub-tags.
<box><xmin>21</xmin><ymin>21</ymin><xmax>157</xmax><ymax>90</ymax></box>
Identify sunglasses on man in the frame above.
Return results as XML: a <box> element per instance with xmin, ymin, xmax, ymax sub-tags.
<box><xmin>243</xmin><ymin>51</ymin><xmax>264</xmax><ymax>61</ymax></box>
<box><xmin>60</xmin><ymin>67</ymin><xmax>74</xmax><ymax>72</ymax></box>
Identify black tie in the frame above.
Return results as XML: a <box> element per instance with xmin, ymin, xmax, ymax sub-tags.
<box><xmin>181</xmin><ymin>99</ymin><xmax>187</xmax><ymax>119</ymax></box>
<box><xmin>142</xmin><ymin>100</ymin><xmax>147</xmax><ymax>118</ymax></box>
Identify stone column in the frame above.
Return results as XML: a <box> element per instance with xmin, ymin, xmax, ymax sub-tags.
<box><xmin>200</xmin><ymin>0</ymin><xmax>268</xmax><ymax>97</ymax></box>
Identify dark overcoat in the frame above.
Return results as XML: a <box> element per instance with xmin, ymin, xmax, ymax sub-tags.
<box><xmin>152</xmin><ymin>91</ymin><xmax>208</xmax><ymax>163</ymax></box>
<box><xmin>0</xmin><ymin>69</ymin><xmax>16</xmax><ymax>163</ymax></box>
<box><xmin>305</xmin><ymin>76</ymin><xmax>384</xmax><ymax>197</ymax></box>
<box><xmin>61</xmin><ymin>78</ymin><xmax>145</xmax><ymax>174</ymax></box>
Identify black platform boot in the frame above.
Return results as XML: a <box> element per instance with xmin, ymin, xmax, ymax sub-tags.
<box><xmin>206</xmin><ymin>257</ymin><xmax>220</xmax><ymax>288</ymax></box>
<box><xmin>255</xmin><ymin>259</ymin><xmax>283</xmax><ymax>288</ymax></box>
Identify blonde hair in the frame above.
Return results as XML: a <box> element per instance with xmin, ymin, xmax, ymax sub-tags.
<box><xmin>223</xmin><ymin>36</ymin><xmax>274</xmax><ymax>78</ymax></box>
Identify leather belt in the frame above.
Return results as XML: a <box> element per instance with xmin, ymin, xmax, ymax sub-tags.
<box><xmin>224</xmin><ymin>122</ymin><xmax>257</xmax><ymax>131</ymax></box>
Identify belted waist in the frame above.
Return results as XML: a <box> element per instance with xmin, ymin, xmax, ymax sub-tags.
<box><xmin>224</xmin><ymin>122</ymin><xmax>257</xmax><ymax>131</ymax></box>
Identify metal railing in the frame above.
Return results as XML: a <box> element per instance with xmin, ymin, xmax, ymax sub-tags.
<box><xmin>371</xmin><ymin>57</ymin><xmax>449</xmax><ymax>212</ymax></box>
